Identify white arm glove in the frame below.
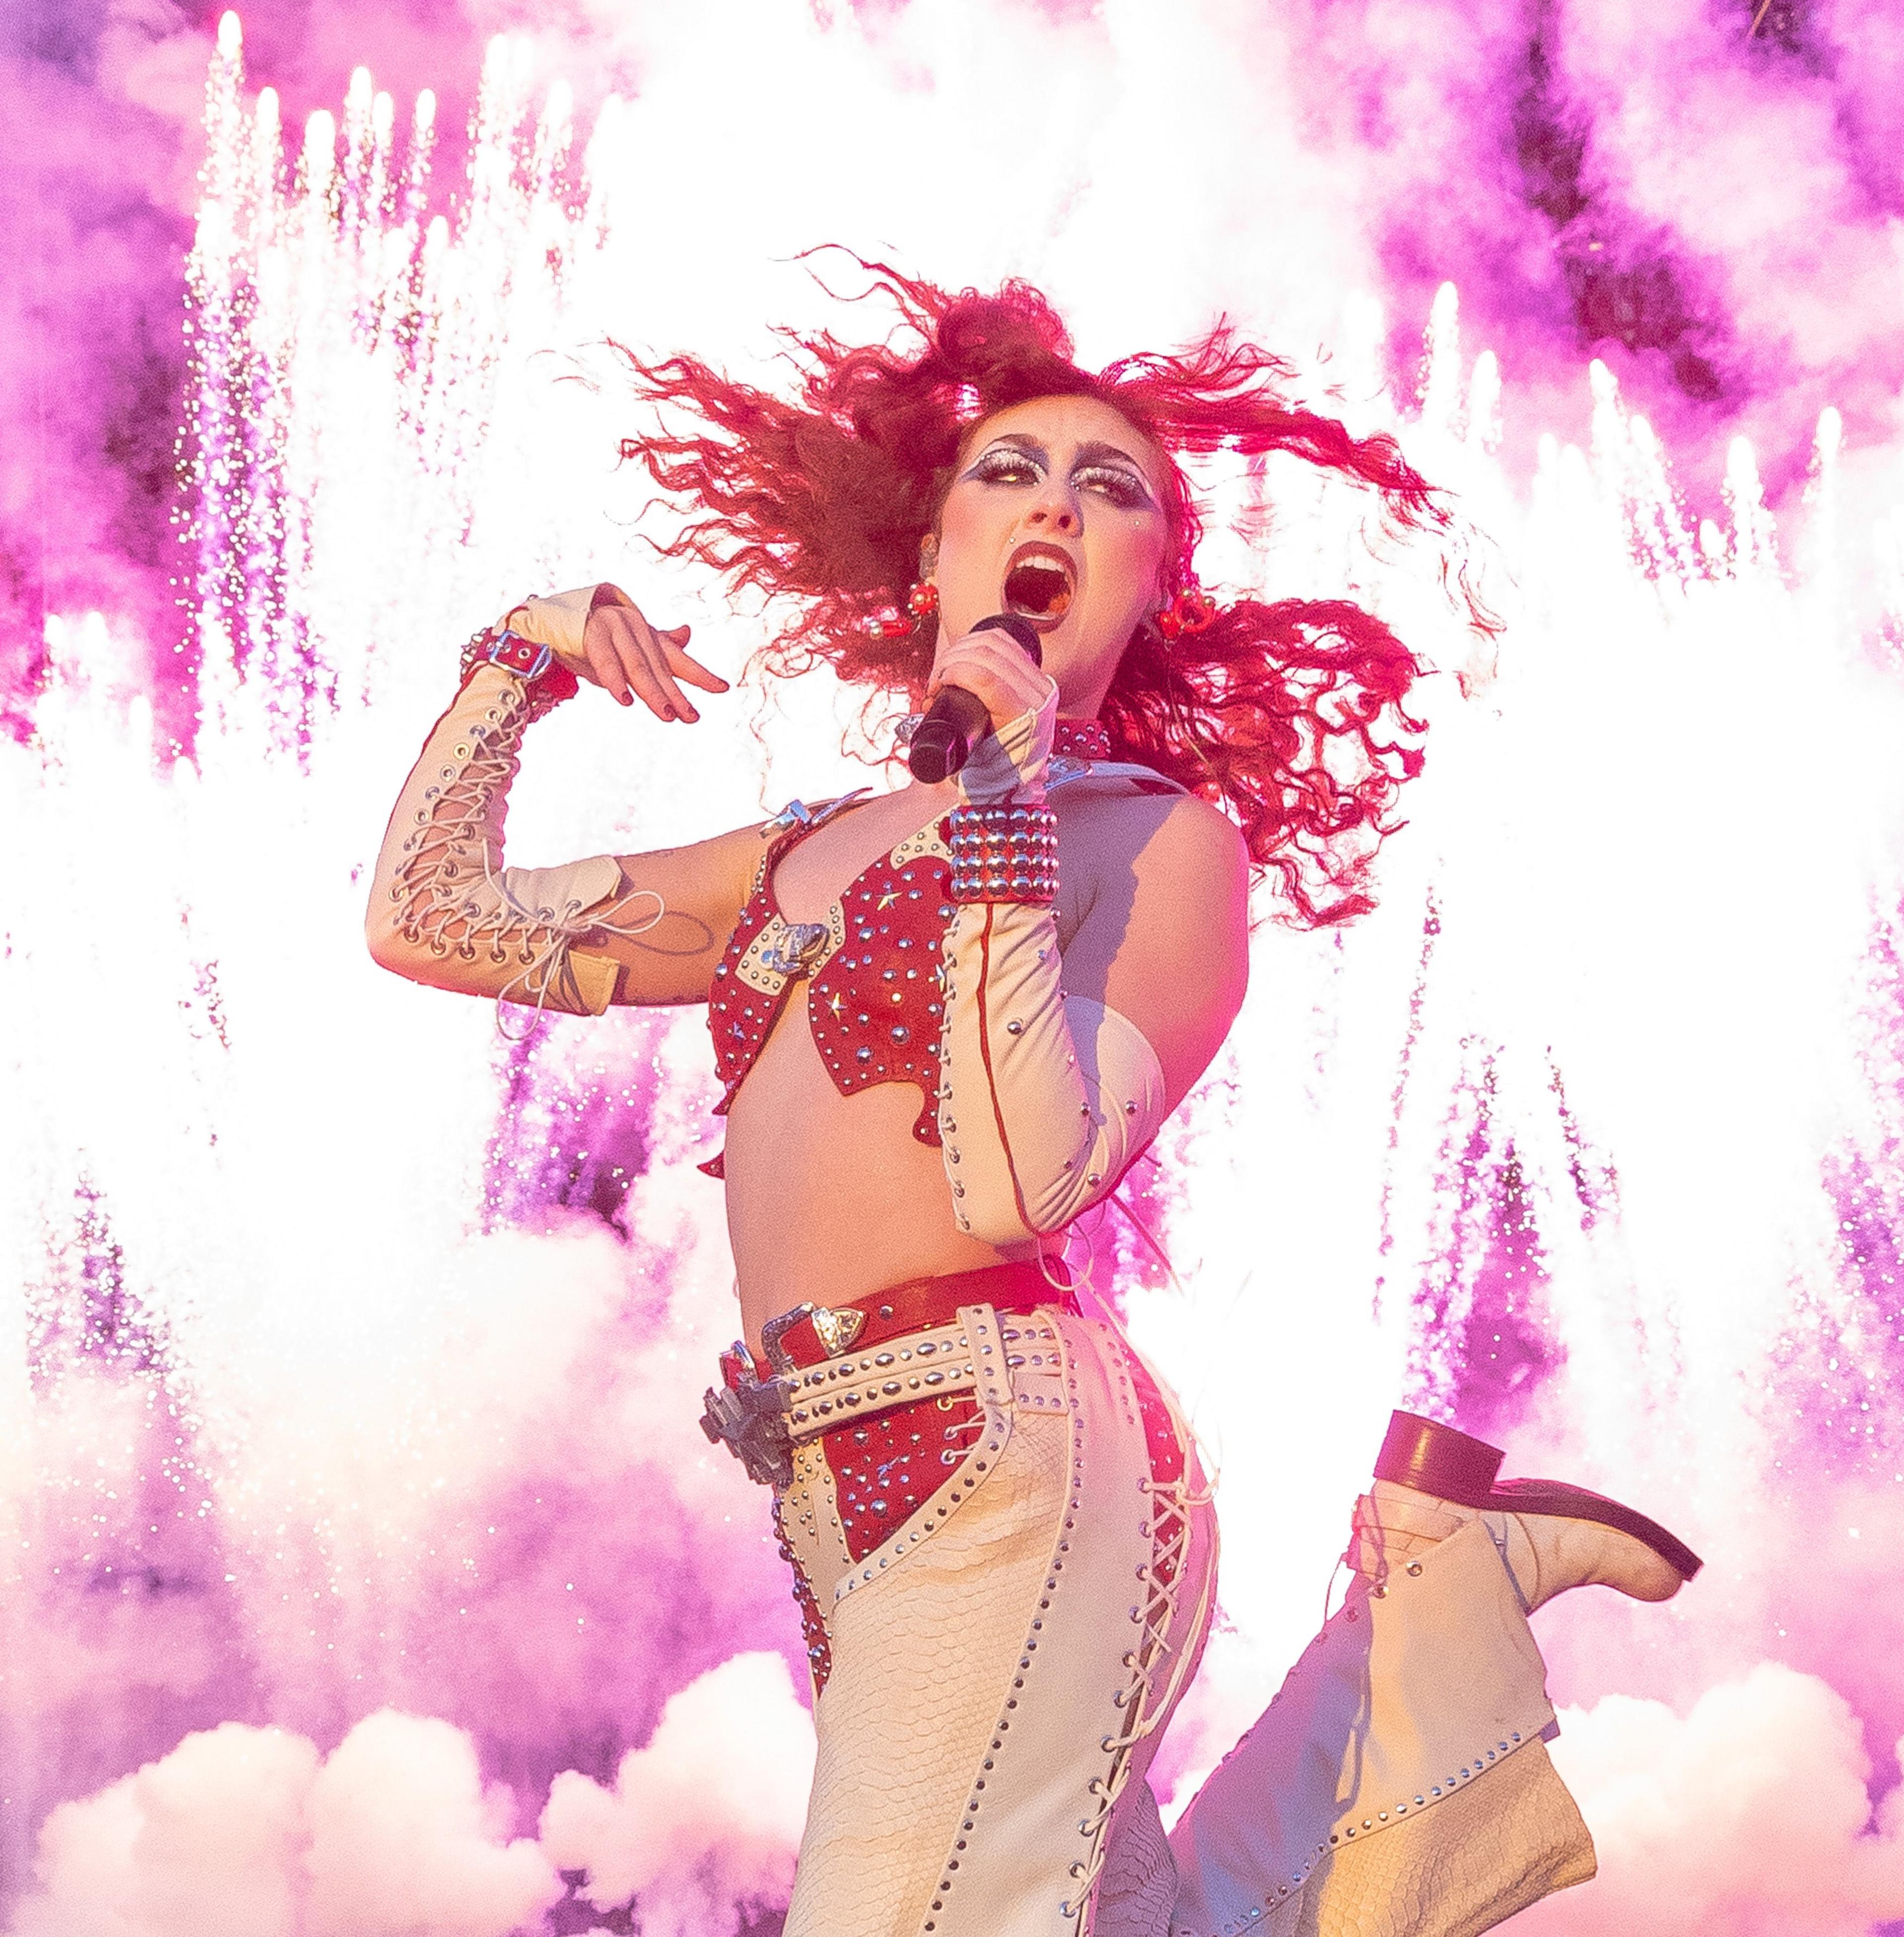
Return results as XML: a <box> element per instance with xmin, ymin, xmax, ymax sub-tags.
<box><xmin>364</xmin><ymin>589</ymin><xmax>633</xmax><ymax>1016</ymax></box>
<box><xmin>935</xmin><ymin>695</ymin><xmax>1168</xmax><ymax>1244</ymax></box>
<box><xmin>501</xmin><ymin>583</ymin><xmax>601</xmax><ymax>659</ymax></box>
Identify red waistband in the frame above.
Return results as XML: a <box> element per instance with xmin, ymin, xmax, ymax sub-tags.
<box><xmin>755</xmin><ymin>1259</ymin><xmax>1078</xmax><ymax>1375</ymax></box>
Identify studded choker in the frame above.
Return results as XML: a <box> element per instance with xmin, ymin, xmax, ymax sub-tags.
<box><xmin>1053</xmin><ymin>718</ymin><xmax>1111</xmax><ymax>760</ymax></box>
<box><xmin>895</xmin><ymin>715</ymin><xmax>1109</xmax><ymax>761</ymax></box>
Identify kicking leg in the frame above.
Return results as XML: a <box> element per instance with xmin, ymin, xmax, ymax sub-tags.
<box><xmin>1165</xmin><ymin>1413</ymin><xmax>1699</xmax><ymax>1937</ymax></box>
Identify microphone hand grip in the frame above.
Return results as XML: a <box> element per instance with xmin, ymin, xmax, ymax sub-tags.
<box><xmin>907</xmin><ymin>614</ymin><xmax>1044</xmax><ymax>786</ymax></box>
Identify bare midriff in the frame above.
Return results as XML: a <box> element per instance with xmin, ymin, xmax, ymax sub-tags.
<box><xmin>722</xmin><ymin>1024</ymin><xmax>1030</xmax><ymax>1354</ymax></box>
<box><xmin>720</xmin><ymin>778</ymin><xmax>1074</xmax><ymax>1355</ymax></box>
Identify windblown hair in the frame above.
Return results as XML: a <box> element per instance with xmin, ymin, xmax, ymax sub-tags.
<box><xmin>616</xmin><ymin>261</ymin><xmax>1446</xmax><ymax>924</ymax></box>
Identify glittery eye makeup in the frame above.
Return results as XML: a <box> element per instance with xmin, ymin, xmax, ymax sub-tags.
<box><xmin>1073</xmin><ymin>462</ymin><xmax>1152</xmax><ymax>510</ymax></box>
<box><xmin>962</xmin><ymin>436</ymin><xmax>1157</xmax><ymax>512</ymax></box>
<box><xmin>966</xmin><ymin>444</ymin><xmax>1043</xmax><ymax>485</ymax></box>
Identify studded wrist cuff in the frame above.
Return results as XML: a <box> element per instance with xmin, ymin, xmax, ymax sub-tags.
<box><xmin>947</xmin><ymin>802</ymin><xmax>1059</xmax><ymax>905</ymax></box>
<box><xmin>458</xmin><ymin>623</ymin><xmax>581</xmax><ymax>724</ymax></box>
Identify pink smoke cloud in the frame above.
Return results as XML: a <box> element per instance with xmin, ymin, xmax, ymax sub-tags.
<box><xmin>1545</xmin><ymin>0</ymin><xmax>1904</xmax><ymax>484</ymax></box>
<box><xmin>1526</xmin><ymin>1663</ymin><xmax>1904</xmax><ymax>1937</ymax></box>
<box><xmin>538</xmin><ymin>1651</ymin><xmax>814</xmax><ymax>1934</ymax></box>
<box><xmin>0</xmin><ymin>37</ymin><xmax>189</xmax><ymax>714</ymax></box>
<box><xmin>13</xmin><ymin>0</ymin><xmax>1904</xmax><ymax>724</ymax></box>
<box><xmin>10</xmin><ymin>1711</ymin><xmax>560</xmax><ymax>1937</ymax></box>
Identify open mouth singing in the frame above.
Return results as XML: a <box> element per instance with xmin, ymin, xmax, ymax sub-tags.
<box><xmin>1002</xmin><ymin>545</ymin><xmax>1076</xmax><ymax>628</ymax></box>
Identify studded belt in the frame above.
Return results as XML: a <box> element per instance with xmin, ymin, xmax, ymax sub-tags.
<box><xmin>700</xmin><ymin>1260</ymin><xmax>1077</xmax><ymax>1487</ymax></box>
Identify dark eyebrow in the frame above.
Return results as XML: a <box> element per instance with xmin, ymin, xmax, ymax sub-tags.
<box><xmin>1073</xmin><ymin>440</ymin><xmax>1148</xmax><ymax>472</ymax></box>
<box><xmin>970</xmin><ymin>433</ymin><xmax>1049</xmax><ymax>467</ymax></box>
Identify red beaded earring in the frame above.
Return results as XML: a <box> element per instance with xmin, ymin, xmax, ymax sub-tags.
<box><xmin>860</xmin><ymin>579</ymin><xmax>939</xmax><ymax>642</ymax></box>
<box><xmin>1154</xmin><ymin>584</ymin><xmax>1216</xmax><ymax>643</ymax></box>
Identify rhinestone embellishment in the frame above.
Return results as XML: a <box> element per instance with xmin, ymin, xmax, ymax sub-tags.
<box><xmin>703</xmin><ymin>808</ymin><xmax>957</xmax><ymax>1162</ymax></box>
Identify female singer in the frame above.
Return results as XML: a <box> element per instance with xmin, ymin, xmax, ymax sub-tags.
<box><xmin>367</xmin><ymin>268</ymin><xmax>1698</xmax><ymax>1937</ymax></box>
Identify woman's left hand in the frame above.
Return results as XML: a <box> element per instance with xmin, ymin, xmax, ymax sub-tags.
<box><xmin>925</xmin><ymin>624</ymin><xmax>1058</xmax><ymax>734</ymax></box>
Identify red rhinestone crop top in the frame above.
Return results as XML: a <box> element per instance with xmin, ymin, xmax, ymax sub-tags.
<box><xmin>702</xmin><ymin>798</ymin><xmax>953</xmax><ymax>1178</ymax></box>
<box><xmin>699</xmin><ymin>717</ymin><xmax>1144</xmax><ymax>1179</ymax></box>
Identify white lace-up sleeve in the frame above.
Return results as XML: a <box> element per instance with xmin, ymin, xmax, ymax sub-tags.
<box><xmin>366</xmin><ymin>630</ymin><xmax>657</xmax><ymax>1018</ymax></box>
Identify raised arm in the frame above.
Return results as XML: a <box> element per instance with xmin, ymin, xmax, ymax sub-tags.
<box><xmin>365</xmin><ymin>585</ymin><xmax>764</xmax><ymax>1011</ymax></box>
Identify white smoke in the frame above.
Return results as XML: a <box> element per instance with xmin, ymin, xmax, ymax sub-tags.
<box><xmin>1526</xmin><ymin>1664</ymin><xmax>1904</xmax><ymax>1936</ymax></box>
<box><xmin>539</xmin><ymin>1651</ymin><xmax>814</xmax><ymax>1935</ymax></box>
<box><xmin>7</xmin><ymin>1657</ymin><xmax>815</xmax><ymax>1937</ymax></box>
<box><xmin>10</xmin><ymin>1711</ymin><xmax>558</xmax><ymax>1937</ymax></box>
<box><xmin>16</xmin><ymin>1658</ymin><xmax>1904</xmax><ymax>1937</ymax></box>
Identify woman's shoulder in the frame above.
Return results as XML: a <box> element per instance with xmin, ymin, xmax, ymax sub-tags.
<box><xmin>1058</xmin><ymin>774</ymin><xmax>1249</xmax><ymax>882</ymax></box>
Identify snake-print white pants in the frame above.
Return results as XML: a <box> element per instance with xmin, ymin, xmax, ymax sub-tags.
<box><xmin>776</xmin><ymin>1303</ymin><xmax>1593</xmax><ymax>1937</ymax></box>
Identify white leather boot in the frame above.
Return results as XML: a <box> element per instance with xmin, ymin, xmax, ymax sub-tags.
<box><xmin>1161</xmin><ymin>1408</ymin><xmax>1697</xmax><ymax>1937</ymax></box>
<box><xmin>1352</xmin><ymin>1411</ymin><xmax>1700</xmax><ymax>1613</ymax></box>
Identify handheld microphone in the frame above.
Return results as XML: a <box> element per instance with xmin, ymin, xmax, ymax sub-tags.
<box><xmin>907</xmin><ymin>613</ymin><xmax>1043</xmax><ymax>785</ymax></box>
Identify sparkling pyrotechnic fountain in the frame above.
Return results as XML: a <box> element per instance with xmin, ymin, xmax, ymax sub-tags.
<box><xmin>4</xmin><ymin>15</ymin><xmax>1904</xmax><ymax>1936</ymax></box>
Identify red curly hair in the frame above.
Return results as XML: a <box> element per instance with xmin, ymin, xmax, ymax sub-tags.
<box><xmin>616</xmin><ymin>262</ymin><xmax>1444</xmax><ymax>925</ymax></box>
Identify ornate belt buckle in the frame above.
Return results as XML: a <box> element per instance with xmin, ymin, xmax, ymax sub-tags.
<box><xmin>699</xmin><ymin>1378</ymin><xmax>792</xmax><ymax>1488</ymax></box>
<box><xmin>699</xmin><ymin>1339</ymin><xmax>794</xmax><ymax>1489</ymax></box>
<box><xmin>809</xmin><ymin>1304</ymin><xmax>866</xmax><ymax>1358</ymax></box>
<box><xmin>760</xmin><ymin>1301</ymin><xmax>866</xmax><ymax>1373</ymax></box>
<box><xmin>701</xmin><ymin>1302</ymin><xmax>874</xmax><ymax>1487</ymax></box>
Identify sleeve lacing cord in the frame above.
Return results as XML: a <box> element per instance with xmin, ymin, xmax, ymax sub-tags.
<box><xmin>1040</xmin><ymin>1220</ymin><xmax>1099</xmax><ymax>1300</ymax></box>
<box><xmin>385</xmin><ymin>679</ymin><xmax>666</xmax><ymax>1041</ymax></box>
<box><xmin>486</xmin><ymin>875</ymin><xmax>665</xmax><ymax>1044</ymax></box>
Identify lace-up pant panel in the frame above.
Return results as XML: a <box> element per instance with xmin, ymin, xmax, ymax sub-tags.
<box><xmin>780</xmin><ymin>1308</ymin><xmax>1217</xmax><ymax>1937</ymax></box>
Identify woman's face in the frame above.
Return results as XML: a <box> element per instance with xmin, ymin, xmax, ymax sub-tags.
<box><xmin>930</xmin><ymin>394</ymin><xmax>1175</xmax><ymax>717</ymax></box>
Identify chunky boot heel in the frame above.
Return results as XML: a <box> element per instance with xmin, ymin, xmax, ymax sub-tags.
<box><xmin>1374</xmin><ymin>1410</ymin><xmax>1504</xmax><ymax>1505</ymax></box>
<box><xmin>1374</xmin><ymin>1409</ymin><xmax>1704</xmax><ymax>1588</ymax></box>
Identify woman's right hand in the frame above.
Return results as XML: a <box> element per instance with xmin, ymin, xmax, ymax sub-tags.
<box><xmin>537</xmin><ymin>584</ymin><xmax>730</xmax><ymax>723</ymax></box>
